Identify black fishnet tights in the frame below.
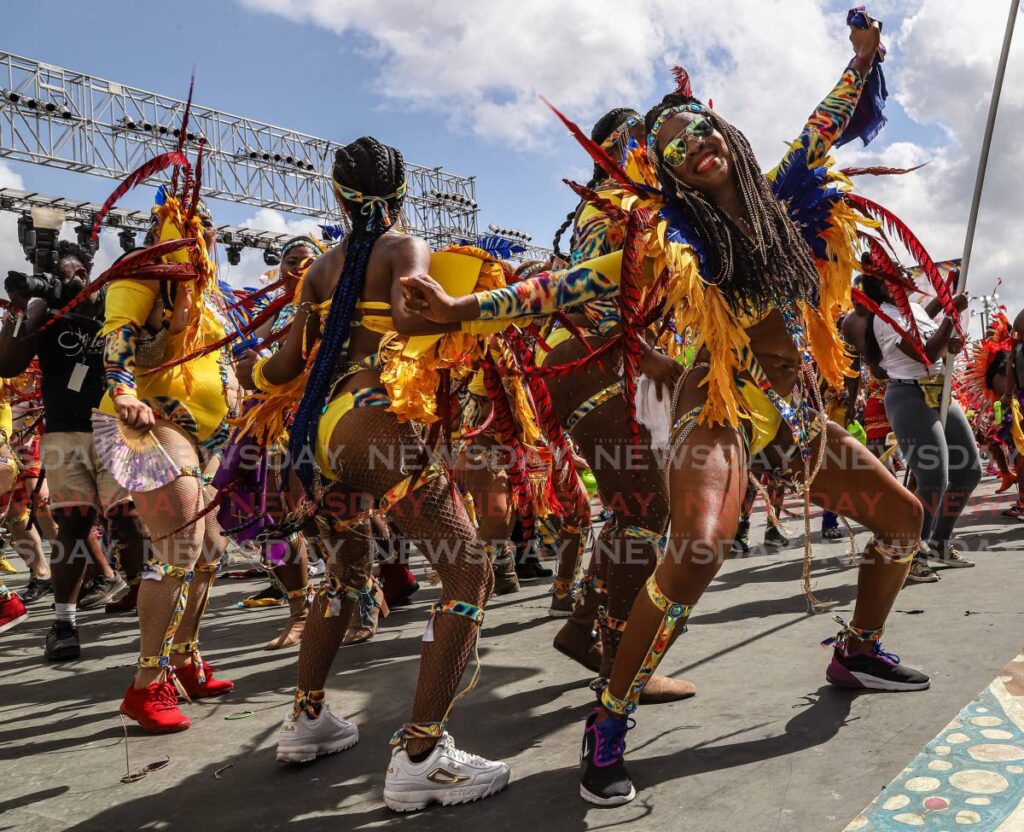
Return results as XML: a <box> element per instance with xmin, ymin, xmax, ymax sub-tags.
<box><xmin>296</xmin><ymin>529</ymin><xmax>371</xmax><ymax>692</ymax></box>
<box><xmin>322</xmin><ymin>408</ymin><xmax>491</xmax><ymax>753</ymax></box>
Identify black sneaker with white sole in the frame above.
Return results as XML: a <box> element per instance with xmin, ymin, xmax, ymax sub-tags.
<box><xmin>826</xmin><ymin>643</ymin><xmax>930</xmax><ymax>692</ymax></box>
<box><xmin>580</xmin><ymin>707</ymin><xmax>636</xmax><ymax>806</ymax></box>
<box><xmin>45</xmin><ymin>620</ymin><xmax>81</xmax><ymax>661</ymax></box>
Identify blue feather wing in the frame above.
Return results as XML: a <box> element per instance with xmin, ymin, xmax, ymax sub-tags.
<box><xmin>771</xmin><ymin>144</ymin><xmax>843</xmax><ymax>260</ymax></box>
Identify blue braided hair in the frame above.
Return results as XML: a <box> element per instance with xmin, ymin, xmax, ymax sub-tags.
<box><xmin>288</xmin><ymin>136</ymin><xmax>406</xmax><ymax>495</ymax></box>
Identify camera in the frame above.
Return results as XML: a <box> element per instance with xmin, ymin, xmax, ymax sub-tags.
<box><xmin>4</xmin><ymin>270</ymin><xmax>70</xmax><ymax>307</ymax></box>
<box><xmin>7</xmin><ymin>206</ymin><xmax>79</xmax><ymax>308</ymax></box>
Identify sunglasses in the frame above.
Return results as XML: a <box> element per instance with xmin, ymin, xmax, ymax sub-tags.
<box><xmin>662</xmin><ymin>116</ymin><xmax>714</xmax><ymax>168</ymax></box>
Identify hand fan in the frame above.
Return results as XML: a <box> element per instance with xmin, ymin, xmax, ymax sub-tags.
<box><xmin>91</xmin><ymin>410</ymin><xmax>180</xmax><ymax>493</ymax></box>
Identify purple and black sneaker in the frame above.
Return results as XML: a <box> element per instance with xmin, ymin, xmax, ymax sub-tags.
<box><xmin>826</xmin><ymin>641</ymin><xmax>930</xmax><ymax>692</ymax></box>
<box><xmin>580</xmin><ymin>707</ymin><xmax>636</xmax><ymax>806</ymax></box>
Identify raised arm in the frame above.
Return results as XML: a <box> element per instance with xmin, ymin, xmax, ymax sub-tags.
<box><xmin>780</xmin><ymin>17</ymin><xmax>881</xmax><ymax>169</ymax></box>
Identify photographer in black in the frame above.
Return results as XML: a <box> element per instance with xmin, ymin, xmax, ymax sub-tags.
<box><xmin>0</xmin><ymin>240</ymin><xmax>147</xmax><ymax>661</ymax></box>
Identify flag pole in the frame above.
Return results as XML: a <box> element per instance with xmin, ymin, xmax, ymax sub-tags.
<box><xmin>939</xmin><ymin>0</ymin><xmax>1019</xmax><ymax>425</ymax></box>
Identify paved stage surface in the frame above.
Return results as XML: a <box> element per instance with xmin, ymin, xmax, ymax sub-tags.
<box><xmin>2</xmin><ymin>477</ymin><xmax>1023</xmax><ymax>832</ymax></box>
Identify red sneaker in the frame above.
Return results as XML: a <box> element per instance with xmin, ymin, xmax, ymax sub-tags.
<box><xmin>0</xmin><ymin>592</ymin><xmax>28</xmax><ymax>634</ymax></box>
<box><xmin>120</xmin><ymin>681</ymin><xmax>191</xmax><ymax>733</ymax></box>
<box><xmin>174</xmin><ymin>660</ymin><xmax>234</xmax><ymax>699</ymax></box>
<box><xmin>380</xmin><ymin>562</ymin><xmax>419</xmax><ymax>607</ymax></box>
<box><xmin>997</xmin><ymin>472</ymin><xmax>1018</xmax><ymax>494</ymax></box>
<box><xmin>105</xmin><ymin>581</ymin><xmax>139</xmax><ymax>615</ymax></box>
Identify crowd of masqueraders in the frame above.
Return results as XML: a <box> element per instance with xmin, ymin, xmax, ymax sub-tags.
<box><xmin>0</xmin><ymin>9</ymin><xmax>1016</xmax><ymax>812</ymax></box>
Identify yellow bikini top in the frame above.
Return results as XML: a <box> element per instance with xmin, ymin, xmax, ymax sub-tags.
<box><xmin>354</xmin><ymin>300</ymin><xmax>393</xmax><ymax>334</ymax></box>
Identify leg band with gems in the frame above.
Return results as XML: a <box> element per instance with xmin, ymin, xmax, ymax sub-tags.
<box><xmin>589</xmin><ymin>613</ymin><xmax>629</xmax><ymax>692</ymax></box>
<box><xmin>821</xmin><ymin>615</ymin><xmax>884</xmax><ymax>651</ymax></box>
<box><xmin>170</xmin><ymin>558</ymin><xmax>222</xmax><ymax>684</ymax></box>
<box><xmin>600</xmin><ymin>575</ymin><xmax>693</xmax><ymax>717</ymax></box>
<box><xmin>870</xmin><ymin>538</ymin><xmax>919</xmax><ymax>564</ymax></box>
<box><xmin>138</xmin><ymin>558</ymin><xmax>194</xmax><ymax>673</ymax></box>
<box><xmin>390</xmin><ymin>600</ymin><xmax>485</xmax><ymax>747</ymax></box>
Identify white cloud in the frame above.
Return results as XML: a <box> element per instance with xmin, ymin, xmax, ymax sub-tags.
<box><xmin>239</xmin><ymin>0</ymin><xmax>856</xmax><ymax>158</ymax></box>
<box><xmin>240</xmin><ymin>0</ymin><xmax>1022</xmax><ymax>319</ymax></box>
<box><xmin>214</xmin><ymin>207</ymin><xmax>324</xmax><ymax>289</ymax></box>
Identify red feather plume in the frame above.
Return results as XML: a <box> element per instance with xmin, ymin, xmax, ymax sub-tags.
<box><xmin>35</xmin><ymin>238</ymin><xmax>198</xmax><ymax>334</ymax></box>
<box><xmin>841</xmin><ymin>163</ymin><xmax>927</xmax><ymax>177</ymax></box>
<box><xmin>541</xmin><ymin>97</ymin><xmax>649</xmax><ymax>197</ymax></box>
<box><xmin>482</xmin><ymin>358</ymin><xmax>534</xmax><ymax>537</ymax></box>
<box><xmin>139</xmin><ymin>290</ymin><xmax>291</xmax><ymax>376</ymax></box>
<box><xmin>170</xmin><ymin>74</ymin><xmax>195</xmax><ymax>197</ymax></box>
<box><xmin>504</xmin><ymin>329</ymin><xmax>589</xmax><ymax>526</ymax></box>
<box><xmin>847</xmin><ymin>194</ymin><xmax>966</xmax><ymax>339</ymax></box>
<box><xmin>851</xmin><ymin>288</ymin><xmax>932</xmax><ymax>367</ymax></box>
<box><xmin>671</xmin><ymin>66</ymin><xmax>693</xmax><ymax>97</ymax></box>
<box><xmin>90</xmin><ymin>152</ymin><xmax>191</xmax><ymax>243</ymax></box>
<box><xmin>619</xmin><ymin>208</ymin><xmax>656</xmax><ymax>443</ymax></box>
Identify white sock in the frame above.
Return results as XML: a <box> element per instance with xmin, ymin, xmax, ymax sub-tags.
<box><xmin>55</xmin><ymin>603</ymin><xmax>77</xmax><ymax>628</ymax></box>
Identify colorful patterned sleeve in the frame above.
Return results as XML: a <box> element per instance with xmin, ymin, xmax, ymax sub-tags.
<box><xmin>105</xmin><ymin>324</ymin><xmax>140</xmax><ymax>400</ymax></box>
<box><xmin>785</xmin><ymin>66</ymin><xmax>865</xmax><ymax>169</ymax></box>
<box><xmin>473</xmin><ymin>250</ymin><xmax>623</xmax><ymax>322</ymax></box>
<box><xmin>0</xmin><ymin>381</ymin><xmax>11</xmax><ymax>443</ymax></box>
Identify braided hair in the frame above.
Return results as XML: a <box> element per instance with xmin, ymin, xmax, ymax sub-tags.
<box><xmin>857</xmin><ymin>273</ymin><xmax>888</xmax><ymax>369</ymax></box>
<box><xmin>288</xmin><ymin>136</ymin><xmax>406</xmax><ymax>494</ymax></box>
<box><xmin>644</xmin><ymin>95</ymin><xmax>820</xmax><ymax>318</ymax></box>
<box><xmin>551</xmin><ymin>107</ymin><xmax>639</xmax><ymax>260</ymax></box>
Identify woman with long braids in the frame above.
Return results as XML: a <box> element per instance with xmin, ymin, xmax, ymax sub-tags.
<box><xmin>103</xmin><ymin>197</ymin><xmax>237</xmax><ymax>733</ymax></box>
<box><xmin>404</xmin><ymin>14</ymin><xmax>936</xmax><ymax>806</ymax></box>
<box><xmin>230</xmin><ymin>234</ymin><xmax>323</xmax><ymax>649</ymax></box>
<box><xmin>237</xmin><ymin>136</ymin><xmax>508</xmax><ymax>811</ymax></box>
<box><xmin>544</xmin><ymin>107</ymin><xmax>695</xmax><ymax>704</ymax></box>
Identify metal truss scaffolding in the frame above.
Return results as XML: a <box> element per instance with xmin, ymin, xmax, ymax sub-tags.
<box><xmin>0</xmin><ymin>51</ymin><xmax>482</xmax><ymax>249</ymax></box>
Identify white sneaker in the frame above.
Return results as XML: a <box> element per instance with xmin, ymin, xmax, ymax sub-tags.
<box><xmin>383</xmin><ymin>732</ymin><xmax>510</xmax><ymax>812</ymax></box>
<box><xmin>275</xmin><ymin>703</ymin><xmax>359</xmax><ymax>763</ymax></box>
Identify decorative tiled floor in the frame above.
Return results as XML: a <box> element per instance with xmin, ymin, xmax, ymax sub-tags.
<box><xmin>846</xmin><ymin>651</ymin><xmax>1024</xmax><ymax>830</ymax></box>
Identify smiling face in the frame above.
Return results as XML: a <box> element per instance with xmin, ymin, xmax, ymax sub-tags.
<box><xmin>657</xmin><ymin>110</ymin><xmax>733</xmax><ymax>194</ymax></box>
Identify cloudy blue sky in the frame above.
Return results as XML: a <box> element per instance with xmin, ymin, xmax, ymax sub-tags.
<box><xmin>1</xmin><ymin>0</ymin><xmax>1022</xmax><ymax>315</ymax></box>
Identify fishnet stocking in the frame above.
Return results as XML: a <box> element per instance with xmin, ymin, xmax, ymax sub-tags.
<box><xmin>296</xmin><ymin>530</ymin><xmax>371</xmax><ymax>692</ymax></box>
<box><xmin>132</xmin><ymin>422</ymin><xmax>207</xmax><ymax>687</ymax></box>
<box><xmin>324</xmin><ymin>408</ymin><xmax>491</xmax><ymax>753</ymax></box>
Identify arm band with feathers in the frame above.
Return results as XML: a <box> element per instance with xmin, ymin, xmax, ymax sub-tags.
<box><xmin>0</xmin><ymin>384</ymin><xmax>11</xmax><ymax>442</ymax></box>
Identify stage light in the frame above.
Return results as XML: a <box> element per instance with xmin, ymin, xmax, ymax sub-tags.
<box><xmin>118</xmin><ymin>228</ymin><xmax>137</xmax><ymax>253</ymax></box>
<box><xmin>263</xmin><ymin>247</ymin><xmax>280</xmax><ymax>266</ymax></box>
<box><xmin>75</xmin><ymin>223</ymin><xmax>93</xmax><ymax>249</ymax></box>
<box><xmin>227</xmin><ymin>244</ymin><xmax>242</xmax><ymax>266</ymax></box>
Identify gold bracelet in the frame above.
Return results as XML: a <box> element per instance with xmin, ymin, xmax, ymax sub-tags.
<box><xmin>251</xmin><ymin>357</ymin><xmax>272</xmax><ymax>393</ymax></box>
